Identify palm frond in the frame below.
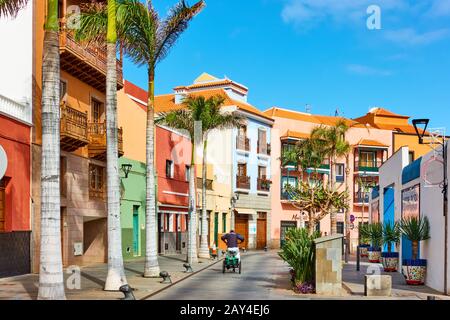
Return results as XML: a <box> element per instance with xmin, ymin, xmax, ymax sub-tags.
<box><xmin>154</xmin><ymin>0</ymin><xmax>205</xmax><ymax>64</ymax></box>
<box><xmin>0</xmin><ymin>0</ymin><xmax>28</xmax><ymax>18</ymax></box>
<box><xmin>156</xmin><ymin>109</ymin><xmax>194</xmax><ymax>138</ymax></box>
<box><xmin>73</xmin><ymin>2</ymin><xmax>108</xmax><ymax>45</ymax></box>
<box><xmin>400</xmin><ymin>216</ymin><xmax>430</xmax><ymax>242</ymax></box>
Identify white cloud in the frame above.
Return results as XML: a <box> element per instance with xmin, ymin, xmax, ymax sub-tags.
<box><xmin>384</xmin><ymin>28</ymin><xmax>450</xmax><ymax>45</ymax></box>
<box><xmin>346</xmin><ymin>64</ymin><xmax>392</xmax><ymax>76</ymax></box>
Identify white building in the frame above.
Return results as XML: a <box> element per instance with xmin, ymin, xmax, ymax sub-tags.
<box><xmin>371</xmin><ymin>144</ymin><xmax>450</xmax><ymax>294</ymax></box>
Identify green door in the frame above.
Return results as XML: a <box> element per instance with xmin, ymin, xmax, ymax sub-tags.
<box><xmin>133</xmin><ymin>206</ymin><xmax>139</xmax><ymax>256</ymax></box>
<box><xmin>214</xmin><ymin>213</ymin><xmax>219</xmax><ymax>245</ymax></box>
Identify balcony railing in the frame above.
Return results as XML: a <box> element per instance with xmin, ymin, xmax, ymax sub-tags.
<box><xmin>236</xmin><ymin>136</ymin><xmax>250</xmax><ymax>152</ymax></box>
<box><xmin>0</xmin><ymin>93</ymin><xmax>31</xmax><ymax>124</ymax></box>
<box><xmin>60</xmin><ymin>102</ymin><xmax>89</xmax><ymax>152</ymax></box>
<box><xmin>89</xmin><ymin>186</ymin><xmax>106</xmax><ymax>200</ymax></box>
<box><xmin>354</xmin><ymin>160</ymin><xmax>383</xmax><ymax>173</ymax></box>
<box><xmin>354</xmin><ymin>192</ymin><xmax>370</xmax><ymax>204</ymax></box>
<box><xmin>59</xmin><ymin>19</ymin><xmax>123</xmax><ymax>92</ymax></box>
<box><xmin>236</xmin><ymin>175</ymin><xmax>250</xmax><ymax>189</ymax></box>
<box><xmin>88</xmin><ymin>122</ymin><xmax>124</xmax><ymax>160</ymax></box>
<box><xmin>257</xmin><ymin>178</ymin><xmax>271</xmax><ymax>191</ymax></box>
<box><xmin>257</xmin><ymin>142</ymin><xmax>271</xmax><ymax>155</ymax></box>
<box><xmin>196</xmin><ymin>178</ymin><xmax>213</xmax><ymax>190</ymax></box>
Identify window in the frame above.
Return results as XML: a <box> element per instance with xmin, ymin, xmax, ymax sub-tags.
<box><xmin>336</xmin><ymin>163</ymin><xmax>345</xmax><ymax>182</ymax></box>
<box><xmin>237</xmin><ymin>163</ymin><xmax>247</xmax><ymax>177</ymax></box>
<box><xmin>281</xmin><ymin>142</ymin><xmax>296</xmax><ymax>167</ymax></box>
<box><xmin>337</xmin><ymin>222</ymin><xmax>344</xmax><ymax>234</ymax></box>
<box><xmin>0</xmin><ymin>178</ymin><xmax>6</xmax><ymax>231</ymax></box>
<box><xmin>281</xmin><ymin>176</ymin><xmax>297</xmax><ymax>199</ymax></box>
<box><xmin>359</xmin><ymin>151</ymin><xmax>376</xmax><ymax>167</ymax></box>
<box><xmin>60</xmin><ymin>156</ymin><xmax>67</xmax><ymax>196</ymax></box>
<box><xmin>258</xmin><ymin>166</ymin><xmax>267</xmax><ymax>179</ymax></box>
<box><xmin>409</xmin><ymin>151</ymin><xmax>415</xmax><ymax>164</ymax></box>
<box><xmin>222</xmin><ymin>213</ymin><xmax>227</xmax><ymax>233</ymax></box>
<box><xmin>91</xmin><ymin>98</ymin><xmax>104</xmax><ymax>123</ymax></box>
<box><xmin>258</xmin><ymin>128</ymin><xmax>267</xmax><ymax>154</ymax></box>
<box><xmin>185</xmin><ymin>165</ymin><xmax>191</xmax><ymax>181</ymax></box>
<box><xmin>89</xmin><ymin>164</ymin><xmax>105</xmax><ymax>199</ymax></box>
<box><xmin>60</xmin><ymin>80</ymin><xmax>67</xmax><ymax>101</ymax></box>
<box><xmin>166</xmin><ymin>160</ymin><xmax>174</xmax><ymax>178</ymax></box>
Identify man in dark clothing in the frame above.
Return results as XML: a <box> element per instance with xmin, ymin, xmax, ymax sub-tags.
<box><xmin>221</xmin><ymin>230</ymin><xmax>244</xmax><ymax>260</ymax></box>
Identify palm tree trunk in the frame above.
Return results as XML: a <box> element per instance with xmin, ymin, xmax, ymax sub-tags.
<box><xmin>143</xmin><ymin>68</ymin><xmax>160</xmax><ymax>277</ymax></box>
<box><xmin>344</xmin><ymin>155</ymin><xmax>351</xmax><ymax>260</ymax></box>
<box><xmin>38</xmin><ymin>0</ymin><xmax>65</xmax><ymax>300</ymax></box>
<box><xmin>104</xmin><ymin>0</ymin><xmax>127</xmax><ymax>290</ymax></box>
<box><xmin>198</xmin><ymin>139</ymin><xmax>210</xmax><ymax>258</ymax></box>
<box><xmin>188</xmin><ymin>142</ymin><xmax>198</xmax><ymax>264</ymax></box>
<box><xmin>412</xmin><ymin>240</ymin><xmax>419</xmax><ymax>260</ymax></box>
<box><xmin>330</xmin><ymin>156</ymin><xmax>337</xmax><ymax>235</ymax></box>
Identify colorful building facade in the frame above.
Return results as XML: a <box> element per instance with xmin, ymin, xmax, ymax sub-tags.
<box><xmin>265</xmin><ymin>107</ymin><xmax>393</xmax><ymax>251</ymax></box>
<box><xmin>31</xmin><ymin>0</ymin><xmax>125</xmax><ymax>270</ymax></box>
<box><xmin>155</xmin><ymin>73</ymin><xmax>273</xmax><ymax>250</ymax></box>
<box><xmin>0</xmin><ymin>1</ymin><xmax>33</xmax><ymax>278</ymax></box>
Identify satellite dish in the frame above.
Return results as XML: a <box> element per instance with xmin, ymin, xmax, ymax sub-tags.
<box><xmin>0</xmin><ymin>145</ymin><xmax>7</xmax><ymax>180</ymax></box>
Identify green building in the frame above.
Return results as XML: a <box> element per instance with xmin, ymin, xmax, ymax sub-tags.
<box><xmin>119</xmin><ymin>157</ymin><xmax>147</xmax><ymax>260</ymax></box>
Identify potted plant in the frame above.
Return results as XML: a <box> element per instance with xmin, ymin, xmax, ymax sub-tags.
<box><xmin>358</xmin><ymin>223</ymin><xmax>371</xmax><ymax>258</ymax></box>
<box><xmin>381</xmin><ymin>221</ymin><xmax>401</xmax><ymax>271</ymax></box>
<box><xmin>400</xmin><ymin>216</ymin><xmax>430</xmax><ymax>285</ymax></box>
<box><xmin>278</xmin><ymin>228</ymin><xmax>320</xmax><ymax>294</ymax></box>
<box><xmin>367</xmin><ymin>222</ymin><xmax>383</xmax><ymax>263</ymax></box>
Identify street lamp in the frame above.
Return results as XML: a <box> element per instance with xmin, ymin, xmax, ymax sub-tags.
<box><xmin>356</xmin><ymin>171</ymin><xmax>369</xmax><ymax>271</ymax></box>
<box><xmin>412</xmin><ymin>118</ymin><xmax>448</xmax><ymax>295</ymax></box>
<box><xmin>121</xmin><ymin>163</ymin><xmax>133</xmax><ymax>179</ymax></box>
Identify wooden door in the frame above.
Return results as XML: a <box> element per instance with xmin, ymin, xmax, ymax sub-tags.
<box><xmin>235</xmin><ymin>217</ymin><xmax>248</xmax><ymax>249</ymax></box>
<box><xmin>256</xmin><ymin>219</ymin><xmax>267</xmax><ymax>249</ymax></box>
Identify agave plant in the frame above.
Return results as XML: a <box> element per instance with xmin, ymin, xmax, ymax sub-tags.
<box><xmin>278</xmin><ymin>228</ymin><xmax>320</xmax><ymax>286</ymax></box>
<box><xmin>400</xmin><ymin>216</ymin><xmax>430</xmax><ymax>260</ymax></box>
<box><xmin>367</xmin><ymin>222</ymin><xmax>383</xmax><ymax>249</ymax></box>
<box><xmin>383</xmin><ymin>221</ymin><xmax>401</xmax><ymax>253</ymax></box>
<box><xmin>359</xmin><ymin>223</ymin><xmax>371</xmax><ymax>245</ymax></box>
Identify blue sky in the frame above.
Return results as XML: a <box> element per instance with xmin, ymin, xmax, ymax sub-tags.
<box><xmin>124</xmin><ymin>0</ymin><xmax>450</xmax><ymax>130</ymax></box>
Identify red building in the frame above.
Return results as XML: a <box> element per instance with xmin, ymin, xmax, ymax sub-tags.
<box><xmin>156</xmin><ymin>125</ymin><xmax>192</xmax><ymax>255</ymax></box>
<box><xmin>0</xmin><ymin>111</ymin><xmax>32</xmax><ymax>278</ymax></box>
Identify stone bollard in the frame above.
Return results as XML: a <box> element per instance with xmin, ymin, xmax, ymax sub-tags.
<box><xmin>364</xmin><ymin>275</ymin><xmax>392</xmax><ymax>296</ymax></box>
<box><xmin>314</xmin><ymin>234</ymin><xmax>344</xmax><ymax>295</ymax></box>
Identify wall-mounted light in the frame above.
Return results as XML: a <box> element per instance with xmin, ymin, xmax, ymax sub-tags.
<box><xmin>121</xmin><ymin>163</ymin><xmax>133</xmax><ymax>179</ymax></box>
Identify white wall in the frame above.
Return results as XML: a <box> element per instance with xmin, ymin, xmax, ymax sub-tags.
<box><xmin>0</xmin><ymin>1</ymin><xmax>33</xmax><ymax>123</ymax></box>
<box><xmin>375</xmin><ymin>144</ymin><xmax>450</xmax><ymax>293</ymax></box>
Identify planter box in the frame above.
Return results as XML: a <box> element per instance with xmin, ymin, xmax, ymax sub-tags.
<box><xmin>402</xmin><ymin>259</ymin><xmax>427</xmax><ymax>285</ymax></box>
<box><xmin>360</xmin><ymin>244</ymin><xmax>370</xmax><ymax>258</ymax></box>
<box><xmin>381</xmin><ymin>252</ymin><xmax>399</xmax><ymax>272</ymax></box>
<box><xmin>368</xmin><ymin>247</ymin><xmax>381</xmax><ymax>263</ymax></box>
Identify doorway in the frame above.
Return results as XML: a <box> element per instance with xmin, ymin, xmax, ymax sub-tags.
<box><xmin>132</xmin><ymin>205</ymin><xmax>140</xmax><ymax>256</ymax></box>
<box><xmin>383</xmin><ymin>186</ymin><xmax>395</xmax><ymax>252</ymax></box>
<box><xmin>256</xmin><ymin>212</ymin><xmax>267</xmax><ymax>249</ymax></box>
<box><xmin>235</xmin><ymin>215</ymin><xmax>249</xmax><ymax>249</ymax></box>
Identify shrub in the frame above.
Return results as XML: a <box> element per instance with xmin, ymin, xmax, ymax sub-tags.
<box><xmin>400</xmin><ymin>216</ymin><xmax>430</xmax><ymax>260</ymax></box>
<box><xmin>382</xmin><ymin>221</ymin><xmax>401</xmax><ymax>253</ymax></box>
<box><xmin>367</xmin><ymin>222</ymin><xmax>383</xmax><ymax>249</ymax></box>
<box><xmin>278</xmin><ymin>228</ymin><xmax>320</xmax><ymax>286</ymax></box>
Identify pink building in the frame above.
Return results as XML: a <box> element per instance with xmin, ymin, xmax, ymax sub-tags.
<box><xmin>265</xmin><ymin>107</ymin><xmax>393</xmax><ymax>251</ymax></box>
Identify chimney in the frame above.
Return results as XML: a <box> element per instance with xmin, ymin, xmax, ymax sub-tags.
<box><xmin>174</xmin><ymin>88</ymin><xmax>187</xmax><ymax>104</ymax></box>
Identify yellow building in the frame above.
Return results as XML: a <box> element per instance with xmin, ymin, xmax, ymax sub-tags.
<box><xmin>354</xmin><ymin>107</ymin><xmax>433</xmax><ymax>162</ymax></box>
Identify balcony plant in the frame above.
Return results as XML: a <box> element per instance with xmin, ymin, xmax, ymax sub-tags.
<box><xmin>381</xmin><ymin>221</ymin><xmax>401</xmax><ymax>272</ymax></box>
<box><xmin>358</xmin><ymin>223</ymin><xmax>371</xmax><ymax>258</ymax></box>
<box><xmin>400</xmin><ymin>216</ymin><xmax>430</xmax><ymax>285</ymax></box>
<box><xmin>367</xmin><ymin>222</ymin><xmax>383</xmax><ymax>263</ymax></box>
<box><xmin>278</xmin><ymin>228</ymin><xmax>320</xmax><ymax>294</ymax></box>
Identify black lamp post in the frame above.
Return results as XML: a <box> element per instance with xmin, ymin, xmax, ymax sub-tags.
<box><xmin>412</xmin><ymin>118</ymin><xmax>448</xmax><ymax>295</ymax></box>
<box><xmin>121</xmin><ymin>163</ymin><xmax>133</xmax><ymax>179</ymax></box>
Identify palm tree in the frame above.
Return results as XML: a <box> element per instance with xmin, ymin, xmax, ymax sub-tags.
<box><xmin>192</xmin><ymin>95</ymin><xmax>244</xmax><ymax>259</ymax></box>
<box><xmin>156</xmin><ymin>95</ymin><xmax>242</xmax><ymax>264</ymax></box>
<box><xmin>39</xmin><ymin>0</ymin><xmax>65</xmax><ymax>300</ymax></box>
<box><xmin>76</xmin><ymin>0</ymin><xmax>204</xmax><ymax>278</ymax></box>
<box><xmin>118</xmin><ymin>0</ymin><xmax>205</xmax><ymax>276</ymax></box>
<box><xmin>400</xmin><ymin>216</ymin><xmax>430</xmax><ymax>260</ymax></box>
<box><xmin>75</xmin><ymin>0</ymin><xmax>128</xmax><ymax>290</ymax></box>
<box><xmin>0</xmin><ymin>0</ymin><xmax>27</xmax><ymax>17</ymax></box>
<box><xmin>310</xmin><ymin>119</ymin><xmax>350</xmax><ymax>235</ymax></box>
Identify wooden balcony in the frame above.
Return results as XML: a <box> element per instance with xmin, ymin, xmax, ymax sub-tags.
<box><xmin>60</xmin><ymin>102</ymin><xmax>89</xmax><ymax>152</ymax></box>
<box><xmin>236</xmin><ymin>175</ymin><xmax>250</xmax><ymax>190</ymax></box>
<box><xmin>89</xmin><ymin>186</ymin><xmax>106</xmax><ymax>200</ymax></box>
<box><xmin>236</xmin><ymin>136</ymin><xmax>250</xmax><ymax>152</ymax></box>
<box><xmin>88</xmin><ymin>122</ymin><xmax>124</xmax><ymax>161</ymax></box>
<box><xmin>257</xmin><ymin>178</ymin><xmax>271</xmax><ymax>192</ymax></box>
<box><xmin>59</xmin><ymin>19</ymin><xmax>123</xmax><ymax>92</ymax></box>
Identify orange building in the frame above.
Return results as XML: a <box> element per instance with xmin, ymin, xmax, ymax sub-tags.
<box><xmin>31</xmin><ymin>1</ymin><xmax>124</xmax><ymax>270</ymax></box>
